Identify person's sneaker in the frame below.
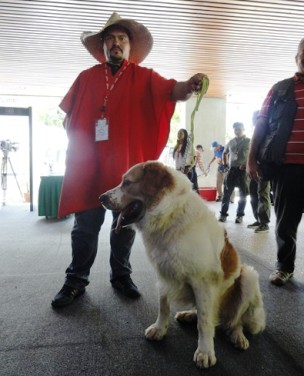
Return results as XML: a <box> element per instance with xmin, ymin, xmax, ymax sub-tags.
<box><xmin>254</xmin><ymin>223</ymin><xmax>269</xmax><ymax>233</ymax></box>
<box><xmin>51</xmin><ymin>285</ymin><xmax>86</xmax><ymax>308</ymax></box>
<box><xmin>111</xmin><ymin>276</ymin><xmax>141</xmax><ymax>298</ymax></box>
<box><xmin>247</xmin><ymin>221</ymin><xmax>260</xmax><ymax>229</ymax></box>
<box><xmin>216</xmin><ymin>196</ymin><xmax>222</xmax><ymax>202</ymax></box>
<box><xmin>269</xmin><ymin>270</ymin><xmax>293</xmax><ymax>286</ymax></box>
<box><xmin>218</xmin><ymin>215</ymin><xmax>227</xmax><ymax>223</ymax></box>
<box><xmin>235</xmin><ymin>216</ymin><xmax>243</xmax><ymax>224</ymax></box>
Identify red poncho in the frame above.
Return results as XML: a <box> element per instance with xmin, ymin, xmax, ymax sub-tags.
<box><xmin>58</xmin><ymin>61</ymin><xmax>176</xmax><ymax>216</ymax></box>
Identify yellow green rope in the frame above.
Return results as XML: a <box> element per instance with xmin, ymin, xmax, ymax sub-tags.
<box><xmin>189</xmin><ymin>76</ymin><xmax>209</xmax><ymax>164</ymax></box>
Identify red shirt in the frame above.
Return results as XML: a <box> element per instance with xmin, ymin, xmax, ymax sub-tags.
<box><xmin>259</xmin><ymin>73</ymin><xmax>304</xmax><ymax>164</ymax></box>
<box><xmin>58</xmin><ymin>61</ymin><xmax>176</xmax><ymax>216</ymax></box>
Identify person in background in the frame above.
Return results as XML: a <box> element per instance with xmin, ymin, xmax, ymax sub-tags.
<box><xmin>247</xmin><ymin>38</ymin><xmax>304</xmax><ymax>286</ymax></box>
<box><xmin>173</xmin><ymin>128</ymin><xmax>199</xmax><ymax>192</ymax></box>
<box><xmin>51</xmin><ymin>12</ymin><xmax>208</xmax><ymax>308</ymax></box>
<box><xmin>195</xmin><ymin>144</ymin><xmax>205</xmax><ymax>175</ymax></box>
<box><xmin>247</xmin><ymin>111</ymin><xmax>271</xmax><ymax>234</ymax></box>
<box><xmin>218</xmin><ymin>122</ymin><xmax>250</xmax><ymax>224</ymax></box>
<box><xmin>207</xmin><ymin>141</ymin><xmax>225</xmax><ymax>201</ymax></box>
<box><xmin>207</xmin><ymin>141</ymin><xmax>235</xmax><ymax>203</ymax></box>
<box><xmin>192</xmin><ymin>144</ymin><xmax>206</xmax><ymax>192</ymax></box>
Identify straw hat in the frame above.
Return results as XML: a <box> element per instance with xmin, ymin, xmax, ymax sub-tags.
<box><xmin>80</xmin><ymin>12</ymin><xmax>153</xmax><ymax>64</ymax></box>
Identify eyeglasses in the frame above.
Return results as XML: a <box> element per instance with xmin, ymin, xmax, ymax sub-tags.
<box><xmin>103</xmin><ymin>34</ymin><xmax>129</xmax><ymax>43</ymax></box>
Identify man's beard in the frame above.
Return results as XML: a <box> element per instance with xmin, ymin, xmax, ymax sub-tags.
<box><xmin>109</xmin><ymin>55</ymin><xmax>124</xmax><ymax>65</ymax></box>
<box><xmin>109</xmin><ymin>47</ymin><xmax>124</xmax><ymax>65</ymax></box>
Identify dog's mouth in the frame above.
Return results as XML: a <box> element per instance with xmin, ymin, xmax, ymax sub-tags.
<box><xmin>115</xmin><ymin>200</ymin><xmax>146</xmax><ymax>233</ymax></box>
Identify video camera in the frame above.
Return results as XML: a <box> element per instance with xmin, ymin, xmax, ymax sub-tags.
<box><xmin>0</xmin><ymin>139</ymin><xmax>19</xmax><ymax>154</ymax></box>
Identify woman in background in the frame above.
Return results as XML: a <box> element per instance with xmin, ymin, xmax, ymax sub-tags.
<box><xmin>173</xmin><ymin>128</ymin><xmax>199</xmax><ymax>192</ymax></box>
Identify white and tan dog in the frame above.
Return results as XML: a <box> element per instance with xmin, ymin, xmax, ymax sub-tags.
<box><xmin>100</xmin><ymin>161</ymin><xmax>266</xmax><ymax>369</ymax></box>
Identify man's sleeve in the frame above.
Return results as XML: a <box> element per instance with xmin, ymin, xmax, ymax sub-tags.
<box><xmin>244</xmin><ymin>138</ymin><xmax>251</xmax><ymax>154</ymax></box>
<box><xmin>258</xmin><ymin>88</ymin><xmax>273</xmax><ymax>119</ymax></box>
<box><xmin>223</xmin><ymin>142</ymin><xmax>229</xmax><ymax>154</ymax></box>
<box><xmin>59</xmin><ymin>72</ymin><xmax>82</xmax><ymax>115</ymax></box>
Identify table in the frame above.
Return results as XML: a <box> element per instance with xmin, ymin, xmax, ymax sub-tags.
<box><xmin>38</xmin><ymin>175</ymin><xmax>63</xmax><ymax>218</ymax></box>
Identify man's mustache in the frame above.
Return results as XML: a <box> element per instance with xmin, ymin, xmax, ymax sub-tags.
<box><xmin>111</xmin><ymin>45</ymin><xmax>123</xmax><ymax>53</ymax></box>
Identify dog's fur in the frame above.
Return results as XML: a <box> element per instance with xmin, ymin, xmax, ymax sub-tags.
<box><xmin>100</xmin><ymin>161</ymin><xmax>266</xmax><ymax>369</ymax></box>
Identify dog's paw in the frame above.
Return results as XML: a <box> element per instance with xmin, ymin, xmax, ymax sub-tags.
<box><xmin>175</xmin><ymin>310</ymin><xmax>197</xmax><ymax>323</ymax></box>
<box><xmin>229</xmin><ymin>330</ymin><xmax>250</xmax><ymax>350</ymax></box>
<box><xmin>193</xmin><ymin>348</ymin><xmax>217</xmax><ymax>369</ymax></box>
<box><xmin>145</xmin><ymin>324</ymin><xmax>167</xmax><ymax>341</ymax></box>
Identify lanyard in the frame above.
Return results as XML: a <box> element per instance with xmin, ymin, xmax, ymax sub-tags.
<box><xmin>101</xmin><ymin>61</ymin><xmax>129</xmax><ymax>118</ymax></box>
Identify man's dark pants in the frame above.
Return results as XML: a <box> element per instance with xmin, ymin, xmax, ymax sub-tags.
<box><xmin>220</xmin><ymin>167</ymin><xmax>249</xmax><ymax>217</ymax></box>
<box><xmin>249</xmin><ymin>178</ymin><xmax>271</xmax><ymax>224</ymax></box>
<box><xmin>64</xmin><ymin>206</ymin><xmax>135</xmax><ymax>288</ymax></box>
<box><xmin>273</xmin><ymin>164</ymin><xmax>304</xmax><ymax>273</ymax></box>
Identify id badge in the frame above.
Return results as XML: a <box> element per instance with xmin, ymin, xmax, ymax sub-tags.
<box><xmin>95</xmin><ymin>118</ymin><xmax>109</xmax><ymax>141</ymax></box>
<box><xmin>232</xmin><ymin>152</ymin><xmax>238</xmax><ymax>161</ymax></box>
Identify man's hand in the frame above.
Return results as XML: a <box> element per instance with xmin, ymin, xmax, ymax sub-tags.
<box><xmin>188</xmin><ymin>73</ymin><xmax>209</xmax><ymax>93</ymax></box>
<box><xmin>170</xmin><ymin>73</ymin><xmax>209</xmax><ymax>101</ymax></box>
<box><xmin>246</xmin><ymin>159</ymin><xmax>260</xmax><ymax>181</ymax></box>
<box><xmin>170</xmin><ymin>73</ymin><xmax>208</xmax><ymax>101</ymax></box>
<box><xmin>223</xmin><ymin>164</ymin><xmax>229</xmax><ymax>173</ymax></box>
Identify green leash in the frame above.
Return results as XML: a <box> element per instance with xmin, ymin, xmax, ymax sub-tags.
<box><xmin>189</xmin><ymin>76</ymin><xmax>209</xmax><ymax>164</ymax></box>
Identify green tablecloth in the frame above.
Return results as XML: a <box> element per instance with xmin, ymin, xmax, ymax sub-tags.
<box><xmin>38</xmin><ymin>176</ymin><xmax>63</xmax><ymax>218</ymax></box>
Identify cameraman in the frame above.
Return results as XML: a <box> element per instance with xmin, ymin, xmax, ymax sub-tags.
<box><xmin>218</xmin><ymin>122</ymin><xmax>250</xmax><ymax>224</ymax></box>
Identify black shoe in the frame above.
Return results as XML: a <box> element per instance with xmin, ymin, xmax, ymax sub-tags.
<box><xmin>51</xmin><ymin>285</ymin><xmax>86</xmax><ymax>308</ymax></box>
<box><xmin>254</xmin><ymin>223</ymin><xmax>269</xmax><ymax>233</ymax></box>
<box><xmin>218</xmin><ymin>215</ymin><xmax>227</xmax><ymax>223</ymax></box>
<box><xmin>269</xmin><ymin>270</ymin><xmax>293</xmax><ymax>286</ymax></box>
<box><xmin>111</xmin><ymin>276</ymin><xmax>141</xmax><ymax>299</ymax></box>
<box><xmin>247</xmin><ymin>221</ymin><xmax>260</xmax><ymax>229</ymax></box>
<box><xmin>235</xmin><ymin>216</ymin><xmax>243</xmax><ymax>224</ymax></box>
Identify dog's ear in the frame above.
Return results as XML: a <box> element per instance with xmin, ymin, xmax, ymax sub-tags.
<box><xmin>142</xmin><ymin>162</ymin><xmax>174</xmax><ymax>196</ymax></box>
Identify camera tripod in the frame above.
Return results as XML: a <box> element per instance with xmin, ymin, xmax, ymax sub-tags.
<box><xmin>1</xmin><ymin>149</ymin><xmax>23</xmax><ymax>206</ymax></box>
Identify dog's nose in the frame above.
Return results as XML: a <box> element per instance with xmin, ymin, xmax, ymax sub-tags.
<box><xmin>99</xmin><ymin>194</ymin><xmax>109</xmax><ymax>205</ymax></box>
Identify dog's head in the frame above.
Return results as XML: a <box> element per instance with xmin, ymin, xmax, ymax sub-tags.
<box><xmin>99</xmin><ymin>161</ymin><xmax>176</xmax><ymax>232</ymax></box>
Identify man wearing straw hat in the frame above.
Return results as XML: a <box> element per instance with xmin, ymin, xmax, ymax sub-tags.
<box><xmin>52</xmin><ymin>12</ymin><xmax>208</xmax><ymax>307</ymax></box>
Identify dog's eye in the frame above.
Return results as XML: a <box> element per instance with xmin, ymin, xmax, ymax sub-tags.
<box><xmin>123</xmin><ymin>179</ymin><xmax>132</xmax><ymax>187</ymax></box>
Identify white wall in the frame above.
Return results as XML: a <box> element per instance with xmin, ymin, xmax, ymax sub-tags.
<box><xmin>185</xmin><ymin>97</ymin><xmax>226</xmax><ymax>188</ymax></box>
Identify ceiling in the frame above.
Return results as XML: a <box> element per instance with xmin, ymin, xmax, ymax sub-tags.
<box><xmin>0</xmin><ymin>0</ymin><xmax>303</xmax><ymax>103</ymax></box>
